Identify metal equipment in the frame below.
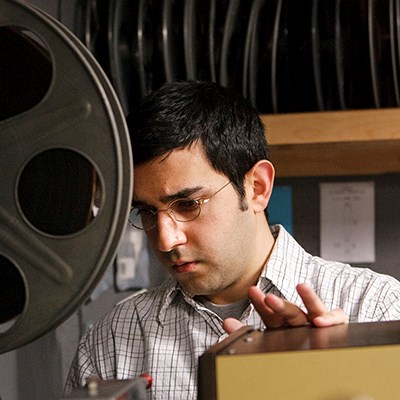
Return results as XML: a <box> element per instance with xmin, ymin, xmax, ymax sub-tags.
<box><xmin>199</xmin><ymin>320</ymin><xmax>400</xmax><ymax>400</ymax></box>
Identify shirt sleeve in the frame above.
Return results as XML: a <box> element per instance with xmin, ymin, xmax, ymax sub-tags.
<box><xmin>358</xmin><ymin>277</ymin><xmax>400</xmax><ymax>322</ymax></box>
<box><xmin>63</xmin><ymin>328</ymin><xmax>99</xmax><ymax>394</ymax></box>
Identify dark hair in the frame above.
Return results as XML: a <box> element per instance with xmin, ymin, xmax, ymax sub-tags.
<box><xmin>127</xmin><ymin>80</ymin><xmax>269</xmax><ymax>202</ymax></box>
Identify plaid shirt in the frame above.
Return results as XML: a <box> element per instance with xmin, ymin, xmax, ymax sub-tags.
<box><xmin>64</xmin><ymin>225</ymin><xmax>400</xmax><ymax>399</ymax></box>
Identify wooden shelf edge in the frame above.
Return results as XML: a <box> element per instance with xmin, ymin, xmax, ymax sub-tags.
<box><xmin>270</xmin><ymin>139</ymin><xmax>400</xmax><ymax>178</ymax></box>
<box><xmin>261</xmin><ymin>109</ymin><xmax>400</xmax><ymax>177</ymax></box>
<box><xmin>261</xmin><ymin>108</ymin><xmax>400</xmax><ymax>146</ymax></box>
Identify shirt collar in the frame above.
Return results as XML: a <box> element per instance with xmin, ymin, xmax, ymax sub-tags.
<box><xmin>158</xmin><ymin>279</ymin><xmax>225</xmax><ymax>327</ymax></box>
<box><xmin>156</xmin><ymin>278</ymin><xmax>180</xmax><ymax>325</ymax></box>
<box><xmin>259</xmin><ymin>224</ymin><xmax>305</xmax><ymax>308</ymax></box>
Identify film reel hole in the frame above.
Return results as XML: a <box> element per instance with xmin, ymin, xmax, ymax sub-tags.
<box><xmin>18</xmin><ymin>149</ymin><xmax>102</xmax><ymax>236</ymax></box>
<box><xmin>0</xmin><ymin>255</ymin><xmax>26</xmax><ymax>333</ymax></box>
<box><xmin>0</xmin><ymin>26</ymin><xmax>52</xmax><ymax>121</ymax></box>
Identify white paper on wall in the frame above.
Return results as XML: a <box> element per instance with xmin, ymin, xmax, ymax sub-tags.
<box><xmin>320</xmin><ymin>181</ymin><xmax>375</xmax><ymax>263</ymax></box>
<box><xmin>115</xmin><ymin>224</ymin><xmax>150</xmax><ymax>291</ymax></box>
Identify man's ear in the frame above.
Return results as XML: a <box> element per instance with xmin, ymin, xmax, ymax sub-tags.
<box><xmin>245</xmin><ymin>160</ymin><xmax>275</xmax><ymax>213</ymax></box>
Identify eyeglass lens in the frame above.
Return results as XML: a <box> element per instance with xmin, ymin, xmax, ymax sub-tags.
<box><xmin>130</xmin><ymin>198</ymin><xmax>201</xmax><ymax>230</ymax></box>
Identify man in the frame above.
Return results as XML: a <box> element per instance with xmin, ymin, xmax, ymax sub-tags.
<box><xmin>65</xmin><ymin>81</ymin><xmax>400</xmax><ymax>399</ymax></box>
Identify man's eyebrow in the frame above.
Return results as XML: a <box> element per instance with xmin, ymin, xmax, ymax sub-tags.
<box><xmin>160</xmin><ymin>186</ymin><xmax>204</xmax><ymax>203</ymax></box>
<box><xmin>132</xmin><ymin>186</ymin><xmax>204</xmax><ymax>207</ymax></box>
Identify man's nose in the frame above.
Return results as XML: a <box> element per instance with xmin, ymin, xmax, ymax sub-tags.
<box><xmin>155</xmin><ymin>210</ymin><xmax>187</xmax><ymax>252</ymax></box>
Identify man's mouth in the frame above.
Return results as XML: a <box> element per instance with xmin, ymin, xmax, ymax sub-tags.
<box><xmin>173</xmin><ymin>261</ymin><xmax>196</xmax><ymax>274</ymax></box>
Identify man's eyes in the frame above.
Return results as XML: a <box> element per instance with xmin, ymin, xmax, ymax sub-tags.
<box><xmin>133</xmin><ymin>198</ymin><xmax>200</xmax><ymax>214</ymax></box>
<box><xmin>135</xmin><ymin>207</ymin><xmax>156</xmax><ymax>215</ymax></box>
<box><xmin>174</xmin><ymin>199</ymin><xmax>199</xmax><ymax>211</ymax></box>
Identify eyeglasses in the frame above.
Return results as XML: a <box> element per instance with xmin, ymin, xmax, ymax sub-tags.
<box><xmin>129</xmin><ymin>181</ymin><xmax>232</xmax><ymax>231</ymax></box>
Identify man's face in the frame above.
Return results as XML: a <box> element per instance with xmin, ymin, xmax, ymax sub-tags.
<box><xmin>133</xmin><ymin>143</ymin><xmax>266</xmax><ymax>304</ymax></box>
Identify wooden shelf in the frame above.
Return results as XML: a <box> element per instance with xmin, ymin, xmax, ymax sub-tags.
<box><xmin>261</xmin><ymin>108</ymin><xmax>400</xmax><ymax>177</ymax></box>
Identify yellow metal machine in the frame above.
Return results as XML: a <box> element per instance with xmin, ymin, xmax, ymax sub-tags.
<box><xmin>198</xmin><ymin>321</ymin><xmax>400</xmax><ymax>400</ymax></box>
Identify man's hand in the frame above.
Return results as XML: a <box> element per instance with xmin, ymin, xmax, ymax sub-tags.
<box><xmin>223</xmin><ymin>283</ymin><xmax>349</xmax><ymax>334</ymax></box>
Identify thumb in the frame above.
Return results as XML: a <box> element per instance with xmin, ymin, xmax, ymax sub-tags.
<box><xmin>223</xmin><ymin>317</ymin><xmax>244</xmax><ymax>334</ymax></box>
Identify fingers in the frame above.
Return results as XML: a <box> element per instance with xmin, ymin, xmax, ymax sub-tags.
<box><xmin>223</xmin><ymin>318</ymin><xmax>244</xmax><ymax>334</ymax></box>
<box><xmin>295</xmin><ymin>284</ymin><xmax>348</xmax><ymax>325</ymax></box>
<box><xmin>264</xmin><ymin>292</ymin><xmax>310</xmax><ymax>327</ymax></box>
<box><xmin>248</xmin><ymin>284</ymin><xmax>349</xmax><ymax>329</ymax></box>
<box><xmin>313</xmin><ymin>309</ymin><xmax>349</xmax><ymax>327</ymax></box>
<box><xmin>223</xmin><ymin>285</ymin><xmax>348</xmax><ymax>334</ymax></box>
<box><xmin>248</xmin><ymin>286</ymin><xmax>306</xmax><ymax>328</ymax></box>
<box><xmin>295</xmin><ymin>283</ymin><xmax>328</xmax><ymax>320</ymax></box>
<box><xmin>247</xmin><ymin>286</ymin><xmax>281</xmax><ymax>327</ymax></box>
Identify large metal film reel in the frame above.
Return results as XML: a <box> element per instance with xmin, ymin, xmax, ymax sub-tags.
<box><xmin>0</xmin><ymin>0</ymin><xmax>133</xmax><ymax>353</ymax></box>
